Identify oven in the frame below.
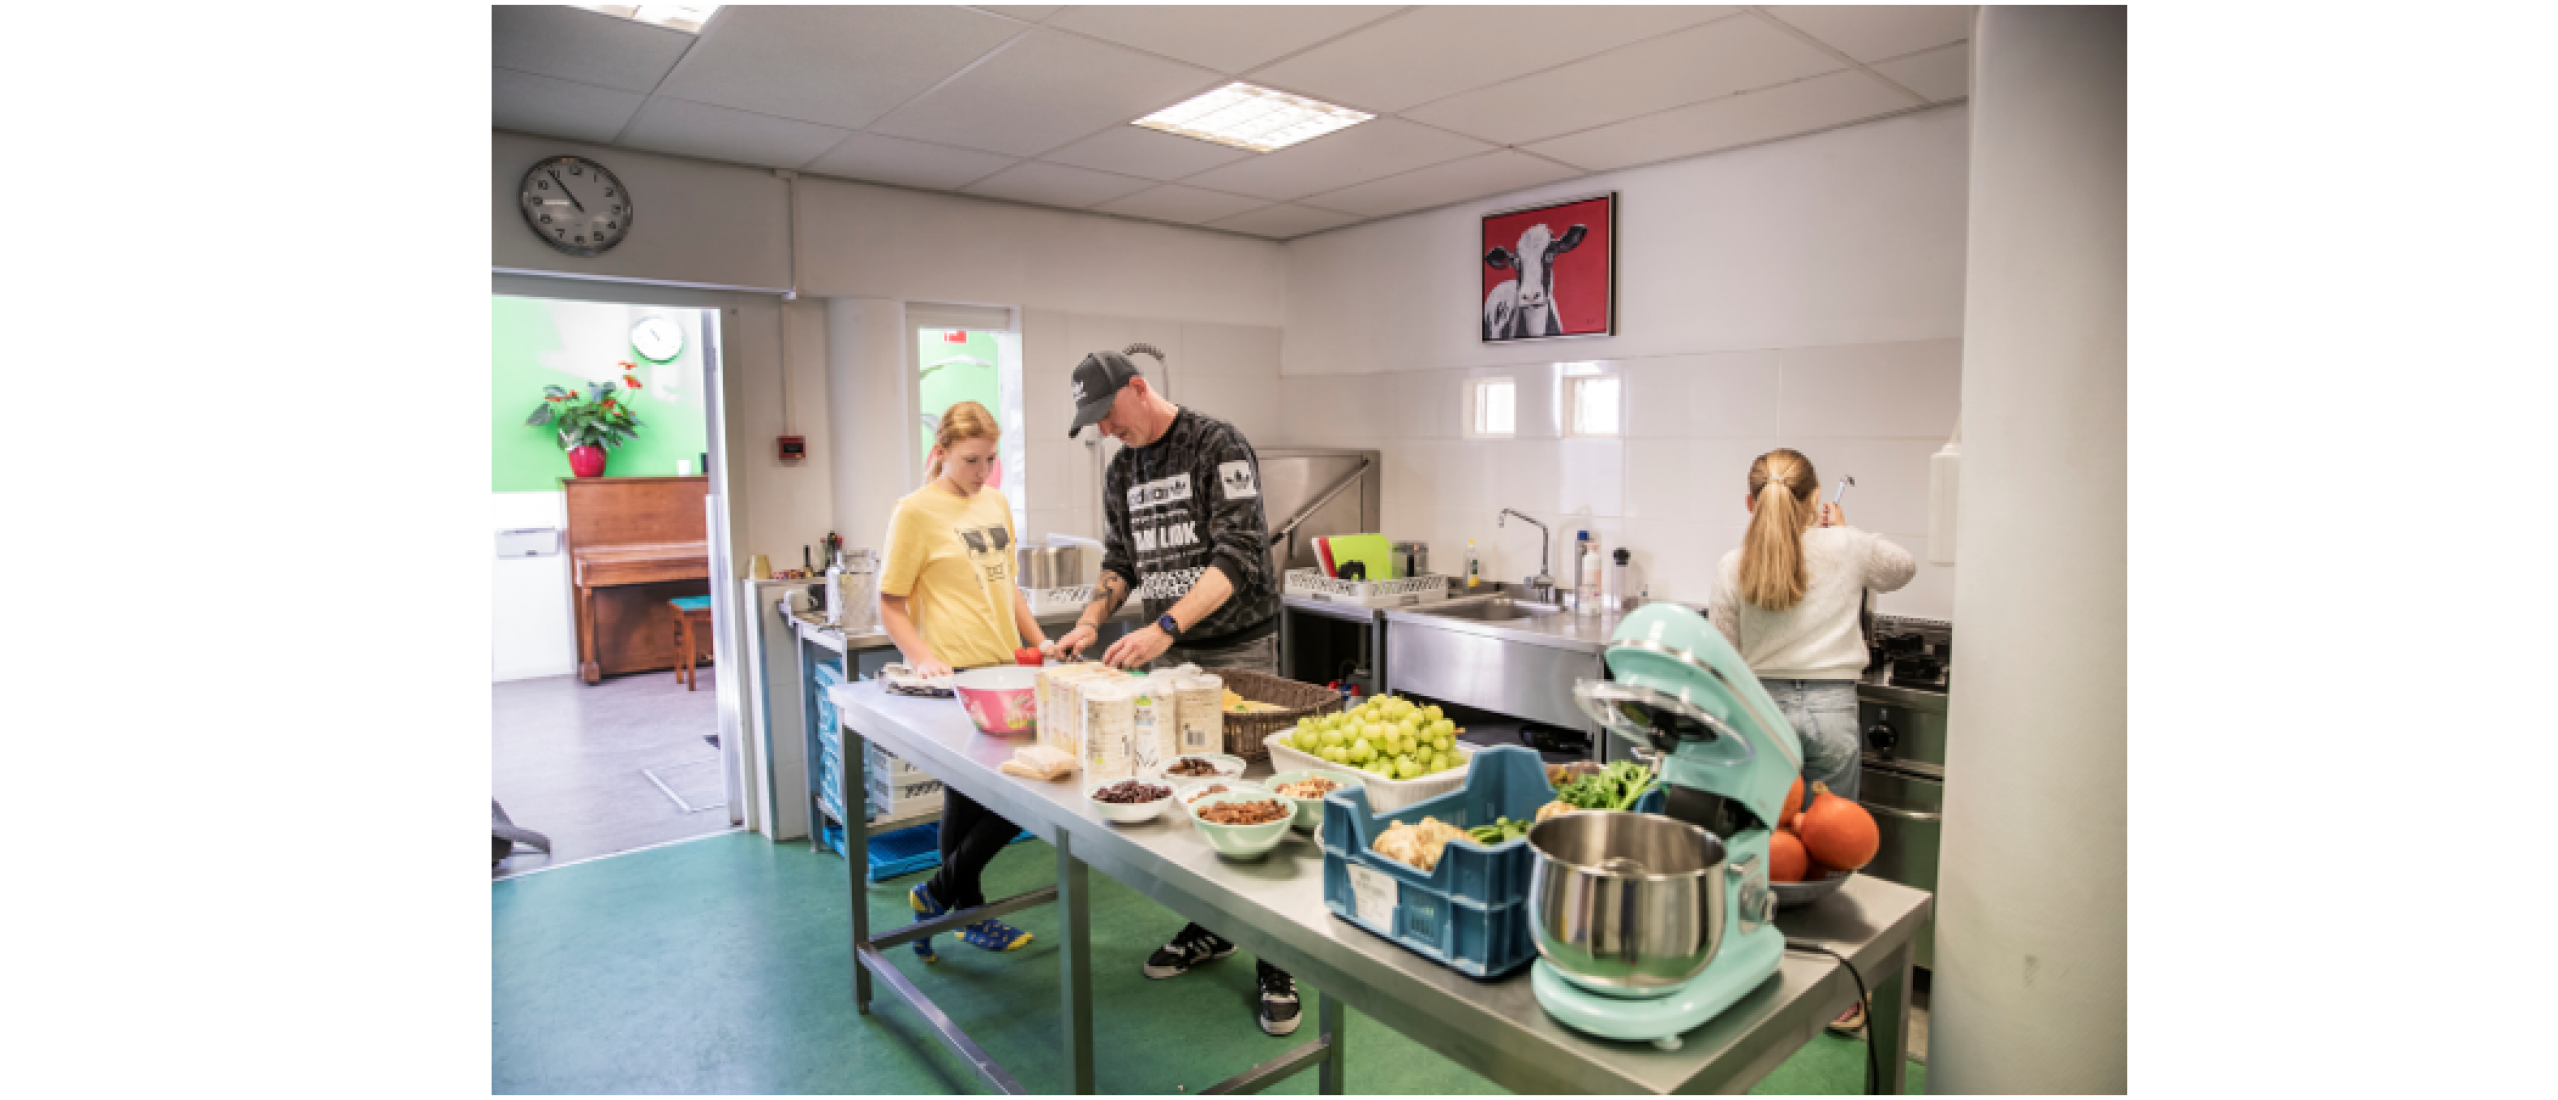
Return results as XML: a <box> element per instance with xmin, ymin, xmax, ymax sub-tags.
<box><xmin>1855</xmin><ymin>615</ymin><xmax>1951</xmax><ymax>969</ymax></box>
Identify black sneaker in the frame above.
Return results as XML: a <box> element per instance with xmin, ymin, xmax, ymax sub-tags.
<box><xmin>1256</xmin><ymin>961</ymin><xmax>1302</xmax><ymax>1036</ymax></box>
<box><xmin>1142</xmin><ymin>923</ymin><xmax>1236</xmax><ymax>979</ymax></box>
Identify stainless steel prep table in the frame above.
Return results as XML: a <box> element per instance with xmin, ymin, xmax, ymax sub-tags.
<box><xmin>1277</xmin><ymin>594</ymin><xmax>1391</xmax><ymax>697</ymax></box>
<box><xmin>827</xmin><ymin>679</ymin><xmax>1932</xmax><ymax>1095</ymax></box>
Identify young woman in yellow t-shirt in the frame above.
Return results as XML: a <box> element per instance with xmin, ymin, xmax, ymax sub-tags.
<box><xmin>878</xmin><ymin>401</ymin><xmax>1046</xmax><ymax>959</ymax></box>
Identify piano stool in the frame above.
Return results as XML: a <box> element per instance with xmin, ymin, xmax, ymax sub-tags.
<box><xmin>670</xmin><ymin>596</ymin><xmax>714</xmax><ymax>691</ymax></box>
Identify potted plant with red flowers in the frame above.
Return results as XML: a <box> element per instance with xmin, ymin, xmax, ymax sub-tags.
<box><xmin>525</xmin><ymin>363</ymin><xmax>648</xmax><ymax>477</ymax></box>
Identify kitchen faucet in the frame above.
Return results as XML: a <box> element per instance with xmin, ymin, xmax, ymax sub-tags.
<box><xmin>1497</xmin><ymin>508</ymin><xmax>1555</xmax><ymax>597</ymax></box>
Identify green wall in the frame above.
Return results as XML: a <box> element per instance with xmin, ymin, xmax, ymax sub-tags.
<box><xmin>917</xmin><ymin>328</ymin><xmax>1002</xmax><ymax>469</ymax></box>
<box><xmin>493</xmin><ymin>296</ymin><xmax>711</xmax><ymax>493</ymax></box>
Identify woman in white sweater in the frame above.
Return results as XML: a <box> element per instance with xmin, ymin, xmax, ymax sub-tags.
<box><xmin>1707</xmin><ymin>449</ymin><xmax>1915</xmax><ymax>805</ymax></box>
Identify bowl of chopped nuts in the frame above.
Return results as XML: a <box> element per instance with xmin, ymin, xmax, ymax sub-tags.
<box><xmin>1086</xmin><ymin>777</ymin><xmax>1175</xmax><ymax>825</ymax></box>
<box><xmin>1162</xmin><ymin>753</ymin><xmax>1247</xmax><ymax>781</ymax></box>
<box><xmin>1265</xmin><ymin>769</ymin><xmax>1366</xmax><ymax>833</ymax></box>
<box><xmin>1184</xmin><ymin>790</ymin><xmax>1297</xmax><ymax>858</ymax></box>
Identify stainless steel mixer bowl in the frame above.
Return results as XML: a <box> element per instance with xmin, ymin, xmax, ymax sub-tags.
<box><xmin>1017</xmin><ymin>542</ymin><xmax>1082</xmax><ymax>590</ymax></box>
<box><xmin>1527</xmin><ymin>812</ymin><xmax>1727</xmax><ymax>994</ymax></box>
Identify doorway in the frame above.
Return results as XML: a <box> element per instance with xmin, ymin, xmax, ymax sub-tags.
<box><xmin>492</xmin><ymin>294</ymin><xmax>737</xmax><ymax>876</ymax></box>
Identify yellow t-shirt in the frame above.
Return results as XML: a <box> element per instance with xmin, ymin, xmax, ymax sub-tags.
<box><xmin>879</xmin><ymin>485</ymin><xmax>1023</xmax><ymax>670</ymax></box>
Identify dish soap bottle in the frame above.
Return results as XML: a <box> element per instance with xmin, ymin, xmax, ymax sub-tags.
<box><xmin>1575</xmin><ymin>531</ymin><xmax>1601</xmax><ymax>616</ymax></box>
<box><xmin>1465</xmin><ymin>539</ymin><xmax>1480</xmax><ymax>591</ymax></box>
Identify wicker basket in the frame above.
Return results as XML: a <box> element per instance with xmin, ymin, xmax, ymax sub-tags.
<box><xmin>1202</xmin><ymin>667</ymin><xmax>1342</xmax><ymax>761</ymax></box>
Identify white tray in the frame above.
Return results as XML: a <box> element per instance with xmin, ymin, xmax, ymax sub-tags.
<box><xmin>1024</xmin><ymin>584</ymin><xmax>1095</xmax><ymax>616</ymax></box>
<box><xmin>1265</xmin><ymin>737</ymin><xmax>1476</xmax><ymax>814</ymax></box>
<box><xmin>1283</xmin><ymin>569</ymin><xmax>1452</xmax><ymax>609</ymax></box>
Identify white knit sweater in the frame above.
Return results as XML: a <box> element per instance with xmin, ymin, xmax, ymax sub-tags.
<box><xmin>1709</xmin><ymin>527</ymin><xmax>1917</xmax><ymax>681</ymax></box>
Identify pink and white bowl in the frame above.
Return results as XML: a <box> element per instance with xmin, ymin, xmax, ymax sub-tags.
<box><xmin>953</xmin><ymin>666</ymin><xmax>1040</xmax><ymax>735</ymax></box>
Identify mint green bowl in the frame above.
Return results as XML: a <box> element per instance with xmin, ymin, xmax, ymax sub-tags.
<box><xmin>1264</xmin><ymin>769</ymin><xmax>1366</xmax><ymax>833</ymax></box>
<box><xmin>1184</xmin><ymin>791</ymin><xmax>1296</xmax><ymax>859</ymax></box>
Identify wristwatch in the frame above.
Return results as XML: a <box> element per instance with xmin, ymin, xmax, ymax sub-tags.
<box><xmin>1156</xmin><ymin>612</ymin><xmax>1183</xmax><ymax>639</ymax></box>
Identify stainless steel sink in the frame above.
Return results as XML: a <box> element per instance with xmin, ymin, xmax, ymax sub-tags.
<box><xmin>1414</xmin><ymin>597</ymin><xmax>1565</xmax><ymax>622</ymax></box>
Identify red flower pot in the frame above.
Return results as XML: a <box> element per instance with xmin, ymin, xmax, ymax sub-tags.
<box><xmin>566</xmin><ymin>445</ymin><xmax>608</xmax><ymax>478</ymax></box>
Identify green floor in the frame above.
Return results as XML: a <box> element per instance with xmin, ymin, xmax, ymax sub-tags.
<box><xmin>493</xmin><ymin>830</ymin><xmax>1922</xmax><ymax>1094</ymax></box>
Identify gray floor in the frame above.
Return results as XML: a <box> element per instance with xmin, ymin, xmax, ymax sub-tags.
<box><xmin>493</xmin><ymin>665</ymin><xmax>735</xmax><ymax>878</ymax></box>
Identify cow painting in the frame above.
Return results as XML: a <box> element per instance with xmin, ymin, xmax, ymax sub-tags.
<box><xmin>1480</xmin><ymin>194</ymin><xmax>1616</xmax><ymax>343</ymax></box>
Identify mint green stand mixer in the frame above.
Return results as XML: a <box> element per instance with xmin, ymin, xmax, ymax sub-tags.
<box><xmin>1527</xmin><ymin>602</ymin><xmax>1803</xmax><ymax>1050</ymax></box>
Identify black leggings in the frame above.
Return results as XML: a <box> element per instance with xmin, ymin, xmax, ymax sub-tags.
<box><xmin>923</xmin><ymin>786</ymin><xmax>1018</xmax><ymax>911</ymax></box>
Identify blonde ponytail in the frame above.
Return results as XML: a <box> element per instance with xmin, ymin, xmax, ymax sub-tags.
<box><xmin>1737</xmin><ymin>448</ymin><xmax>1819</xmax><ymax>612</ymax></box>
<box><xmin>924</xmin><ymin>401</ymin><xmax>1001</xmax><ymax>487</ymax></box>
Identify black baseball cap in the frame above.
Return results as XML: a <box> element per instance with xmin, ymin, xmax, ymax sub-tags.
<box><xmin>1066</xmin><ymin>350</ymin><xmax>1142</xmax><ymax>438</ymax></box>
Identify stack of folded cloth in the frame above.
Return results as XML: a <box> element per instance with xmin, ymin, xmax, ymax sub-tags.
<box><xmin>999</xmin><ymin>744</ymin><xmax>1077</xmax><ymax>781</ymax></box>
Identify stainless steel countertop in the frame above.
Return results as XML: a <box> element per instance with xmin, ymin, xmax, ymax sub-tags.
<box><xmin>828</xmin><ymin>679</ymin><xmax>1931</xmax><ymax>1095</ymax></box>
<box><xmin>1382</xmin><ymin>595</ymin><xmax>1691</xmax><ymax>655</ymax></box>
<box><xmin>790</xmin><ymin>602</ymin><xmax>1142</xmax><ymax>654</ymax></box>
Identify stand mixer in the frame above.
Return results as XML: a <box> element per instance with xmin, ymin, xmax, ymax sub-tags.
<box><xmin>1527</xmin><ymin>602</ymin><xmax>1804</xmax><ymax>1049</ymax></box>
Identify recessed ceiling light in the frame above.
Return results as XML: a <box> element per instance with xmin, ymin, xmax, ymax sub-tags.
<box><xmin>1133</xmin><ymin>83</ymin><xmax>1372</xmax><ymax>154</ymax></box>
<box><xmin>569</xmin><ymin>4</ymin><xmax>721</xmax><ymax>34</ymax></box>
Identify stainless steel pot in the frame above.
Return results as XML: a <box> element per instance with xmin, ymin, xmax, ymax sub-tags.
<box><xmin>1017</xmin><ymin>541</ymin><xmax>1081</xmax><ymax>590</ymax></box>
<box><xmin>1527</xmin><ymin>812</ymin><xmax>1726</xmax><ymax>994</ymax></box>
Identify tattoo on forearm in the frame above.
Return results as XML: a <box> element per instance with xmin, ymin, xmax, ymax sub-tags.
<box><xmin>1085</xmin><ymin>573</ymin><xmax>1129</xmax><ymax>624</ymax></box>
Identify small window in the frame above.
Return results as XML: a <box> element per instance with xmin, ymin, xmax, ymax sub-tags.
<box><xmin>1565</xmin><ymin>374</ymin><xmax>1621</xmax><ymax>438</ymax></box>
<box><xmin>1467</xmin><ymin>377</ymin><xmax>1516</xmax><ymax>438</ymax></box>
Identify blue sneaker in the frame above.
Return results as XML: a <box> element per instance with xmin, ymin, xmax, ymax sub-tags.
<box><xmin>908</xmin><ymin>884</ymin><xmax>947</xmax><ymax>963</ymax></box>
<box><xmin>959</xmin><ymin>918</ymin><xmax>1033</xmax><ymax>953</ymax></box>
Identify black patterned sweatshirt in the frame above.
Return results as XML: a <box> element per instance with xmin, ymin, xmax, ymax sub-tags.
<box><xmin>1098</xmin><ymin>408</ymin><xmax>1279</xmax><ymax>644</ymax></box>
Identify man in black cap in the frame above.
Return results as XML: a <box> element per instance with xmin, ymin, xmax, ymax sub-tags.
<box><xmin>1049</xmin><ymin>348</ymin><xmax>1298</xmax><ymax>1036</ymax></box>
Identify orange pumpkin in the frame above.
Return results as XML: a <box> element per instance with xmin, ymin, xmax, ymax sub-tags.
<box><xmin>1769</xmin><ymin>828</ymin><xmax>1809</xmax><ymax>883</ymax></box>
<box><xmin>1797</xmin><ymin>782</ymin><xmax>1879</xmax><ymax>871</ymax></box>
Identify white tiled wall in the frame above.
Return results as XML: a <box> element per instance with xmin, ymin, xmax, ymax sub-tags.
<box><xmin>1280</xmin><ymin>345</ymin><xmax>1956</xmax><ymax>618</ymax></box>
<box><xmin>1273</xmin><ymin>108</ymin><xmax>1972</xmax><ymax>619</ymax></box>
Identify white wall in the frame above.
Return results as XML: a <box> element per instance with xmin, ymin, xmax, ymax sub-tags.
<box><xmin>1928</xmin><ymin>8</ymin><xmax>2126</xmax><ymax>1091</ymax></box>
<box><xmin>1277</xmin><ymin>106</ymin><xmax>1969</xmax><ymax>618</ymax></box>
<box><xmin>494</xmin><ymin>133</ymin><xmax>1288</xmax><ymax>599</ymax></box>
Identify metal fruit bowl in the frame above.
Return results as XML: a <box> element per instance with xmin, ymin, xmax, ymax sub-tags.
<box><xmin>1770</xmin><ymin>866</ymin><xmax>1854</xmax><ymax>909</ymax></box>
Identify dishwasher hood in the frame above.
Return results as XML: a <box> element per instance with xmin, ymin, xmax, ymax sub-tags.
<box><xmin>1256</xmin><ymin>447</ymin><xmax>1382</xmax><ymax>579</ymax></box>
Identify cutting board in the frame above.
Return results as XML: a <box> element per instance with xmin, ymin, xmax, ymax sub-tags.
<box><xmin>1324</xmin><ymin>533</ymin><xmax>1397</xmax><ymax>581</ymax></box>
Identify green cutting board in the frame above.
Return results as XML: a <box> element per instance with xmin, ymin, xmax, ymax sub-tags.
<box><xmin>1325</xmin><ymin>533</ymin><xmax>1397</xmax><ymax>581</ymax></box>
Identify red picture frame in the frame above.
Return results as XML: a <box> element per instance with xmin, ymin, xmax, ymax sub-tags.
<box><xmin>1481</xmin><ymin>192</ymin><xmax>1616</xmax><ymax>343</ymax></box>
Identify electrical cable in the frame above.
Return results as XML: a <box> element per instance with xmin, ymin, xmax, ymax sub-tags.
<box><xmin>1785</xmin><ymin>941</ymin><xmax>1881</xmax><ymax>1096</ymax></box>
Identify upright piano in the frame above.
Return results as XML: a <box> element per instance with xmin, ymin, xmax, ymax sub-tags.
<box><xmin>561</xmin><ymin>475</ymin><xmax>710</xmax><ymax>684</ymax></box>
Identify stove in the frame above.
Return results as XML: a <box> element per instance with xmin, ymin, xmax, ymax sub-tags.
<box><xmin>1854</xmin><ymin>614</ymin><xmax>1950</xmax><ymax>971</ymax></box>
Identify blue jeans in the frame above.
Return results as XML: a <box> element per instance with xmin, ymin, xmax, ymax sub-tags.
<box><xmin>1759</xmin><ymin>679</ymin><xmax>1861</xmax><ymax>804</ymax></box>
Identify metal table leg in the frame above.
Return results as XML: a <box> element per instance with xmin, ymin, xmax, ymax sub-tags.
<box><xmin>846</xmin><ymin>725</ymin><xmax>871</xmax><ymax>1013</ymax></box>
<box><xmin>1318</xmin><ymin>990</ymin><xmax>1345</xmax><ymax>1095</ymax></box>
<box><xmin>1058</xmin><ymin>829</ymin><xmax>1095</xmax><ymax>1094</ymax></box>
<box><xmin>1867</xmin><ymin>942</ymin><xmax>1914</xmax><ymax>1094</ymax></box>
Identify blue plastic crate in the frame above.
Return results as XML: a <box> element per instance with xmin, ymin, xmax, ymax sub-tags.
<box><xmin>1317</xmin><ymin>745</ymin><xmax>1554</xmax><ymax>978</ymax></box>
<box><xmin>1319</xmin><ymin>746</ymin><xmax>1671</xmax><ymax>979</ymax></box>
<box><xmin>814</xmin><ymin>819</ymin><xmax>1040</xmax><ymax>880</ymax></box>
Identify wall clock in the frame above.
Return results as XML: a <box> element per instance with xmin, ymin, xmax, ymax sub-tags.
<box><xmin>518</xmin><ymin>155</ymin><xmax>631</xmax><ymax>257</ymax></box>
<box><xmin>631</xmin><ymin>315</ymin><xmax>684</xmax><ymax>363</ymax></box>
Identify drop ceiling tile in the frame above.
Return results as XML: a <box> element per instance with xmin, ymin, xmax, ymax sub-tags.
<box><xmin>977</xmin><ymin>5</ymin><xmax>1065</xmax><ymax>21</ymax></box>
<box><xmin>804</xmin><ymin>133</ymin><xmax>1019</xmax><ymax>190</ymax></box>
<box><xmin>1047</xmin><ymin>6</ymin><xmax>1402</xmax><ymax>75</ymax></box>
<box><xmin>1871</xmin><ymin>42</ymin><xmax>1971</xmax><ymax>102</ymax></box>
<box><xmin>1402</xmin><ymin>13</ymin><xmax>1843</xmax><ymax>146</ymax></box>
<box><xmin>1526</xmin><ymin>70</ymin><xmax>1916</xmax><ymax>172</ymax></box>
<box><xmin>1303</xmin><ymin>151</ymin><xmax>1584</xmax><ymax>219</ymax></box>
<box><xmin>653</xmin><ymin>6</ymin><xmax>1020</xmax><ymax>130</ymax></box>
<box><xmin>1766</xmin><ymin>5</ymin><xmax>1976</xmax><ymax>64</ymax></box>
<box><xmin>493</xmin><ymin>68</ymin><xmax>647</xmax><ymax>143</ymax></box>
<box><xmin>1040</xmin><ymin>125</ymin><xmax>1253</xmax><ymax>181</ymax></box>
<box><xmin>1179</xmin><ymin>117</ymin><xmax>1492</xmax><ymax>202</ymax></box>
<box><xmin>869</xmin><ymin>29</ymin><xmax>1224</xmax><ymax>157</ymax></box>
<box><xmin>620</xmin><ymin>97</ymin><xmax>850</xmax><ymax>170</ymax></box>
<box><xmin>493</xmin><ymin>5</ymin><xmax>696</xmax><ymax>93</ymax></box>
<box><xmin>964</xmin><ymin>161</ymin><xmax>1157</xmax><ymax>209</ymax></box>
<box><xmin>1095</xmin><ymin>185</ymin><xmax>1271</xmax><ymax>225</ymax></box>
<box><xmin>1249</xmin><ymin>5</ymin><xmax>1735</xmax><ymax>114</ymax></box>
<box><xmin>1210</xmin><ymin>204</ymin><xmax>1364</xmax><ymax>239</ymax></box>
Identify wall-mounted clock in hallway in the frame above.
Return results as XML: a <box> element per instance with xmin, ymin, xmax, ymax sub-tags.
<box><xmin>631</xmin><ymin>315</ymin><xmax>684</xmax><ymax>363</ymax></box>
<box><xmin>519</xmin><ymin>155</ymin><xmax>631</xmax><ymax>257</ymax></box>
